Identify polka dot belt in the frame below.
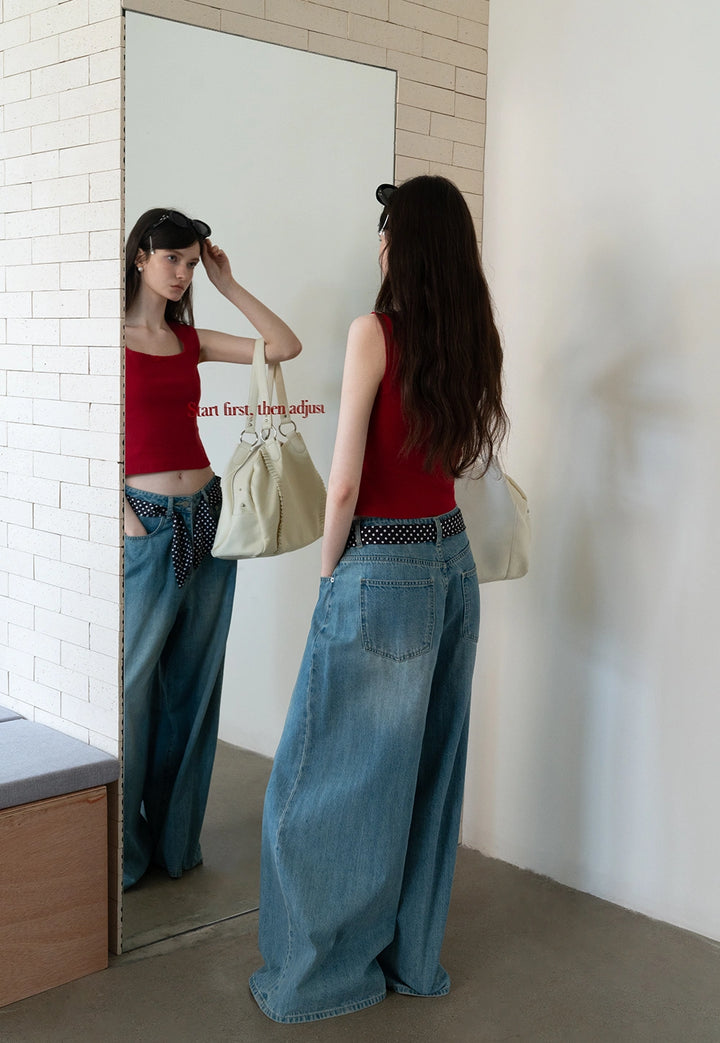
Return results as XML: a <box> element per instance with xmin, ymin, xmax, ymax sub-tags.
<box><xmin>345</xmin><ymin>510</ymin><xmax>465</xmax><ymax>550</ymax></box>
<box><xmin>126</xmin><ymin>476</ymin><xmax>222</xmax><ymax>588</ymax></box>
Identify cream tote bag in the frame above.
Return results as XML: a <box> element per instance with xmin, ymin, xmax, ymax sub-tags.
<box><xmin>455</xmin><ymin>461</ymin><xmax>530</xmax><ymax>582</ymax></box>
<box><xmin>212</xmin><ymin>339</ymin><xmax>326</xmax><ymax>559</ymax></box>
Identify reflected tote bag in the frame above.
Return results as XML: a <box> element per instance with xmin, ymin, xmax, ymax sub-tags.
<box><xmin>212</xmin><ymin>339</ymin><xmax>326</xmax><ymax>559</ymax></box>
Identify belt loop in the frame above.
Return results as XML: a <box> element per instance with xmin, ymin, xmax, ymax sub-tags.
<box><xmin>434</xmin><ymin>517</ymin><xmax>443</xmax><ymax>546</ymax></box>
<box><xmin>353</xmin><ymin>520</ymin><xmax>363</xmax><ymax>548</ymax></box>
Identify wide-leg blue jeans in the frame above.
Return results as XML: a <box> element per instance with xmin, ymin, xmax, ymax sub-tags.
<box><xmin>249</xmin><ymin>509</ymin><xmax>480</xmax><ymax>1022</ymax></box>
<box><xmin>123</xmin><ymin>481</ymin><xmax>237</xmax><ymax>889</ymax></box>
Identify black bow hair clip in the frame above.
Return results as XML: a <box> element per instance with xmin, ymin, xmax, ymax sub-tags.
<box><xmin>376</xmin><ymin>184</ymin><xmax>397</xmax><ymax>207</ymax></box>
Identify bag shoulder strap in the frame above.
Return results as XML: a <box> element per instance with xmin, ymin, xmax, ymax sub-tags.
<box><xmin>245</xmin><ymin>338</ymin><xmax>272</xmax><ymax>437</ymax></box>
<box><xmin>269</xmin><ymin>360</ymin><xmax>288</xmax><ymax>414</ymax></box>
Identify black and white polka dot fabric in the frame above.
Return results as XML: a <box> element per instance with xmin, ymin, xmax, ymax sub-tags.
<box><xmin>126</xmin><ymin>478</ymin><xmax>222</xmax><ymax>588</ymax></box>
<box><xmin>346</xmin><ymin>510</ymin><xmax>465</xmax><ymax>550</ymax></box>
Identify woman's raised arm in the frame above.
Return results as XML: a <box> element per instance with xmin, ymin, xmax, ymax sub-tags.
<box><xmin>197</xmin><ymin>239</ymin><xmax>302</xmax><ymax>364</ymax></box>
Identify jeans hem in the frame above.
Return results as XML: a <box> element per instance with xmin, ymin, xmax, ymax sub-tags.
<box><xmin>386</xmin><ymin>981</ymin><xmax>450</xmax><ymax>997</ymax></box>
<box><xmin>164</xmin><ymin>860</ymin><xmax>202</xmax><ymax>879</ymax></box>
<box><xmin>154</xmin><ymin>844</ymin><xmax>203</xmax><ymax>879</ymax></box>
<box><xmin>248</xmin><ymin>975</ymin><xmax>386</xmax><ymax>1023</ymax></box>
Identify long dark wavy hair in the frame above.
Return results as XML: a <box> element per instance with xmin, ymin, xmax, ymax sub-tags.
<box><xmin>125</xmin><ymin>208</ymin><xmax>203</xmax><ymax>325</ymax></box>
<box><xmin>375</xmin><ymin>176</ymin><xmax>508</xmax><ymax>477</ymax></box>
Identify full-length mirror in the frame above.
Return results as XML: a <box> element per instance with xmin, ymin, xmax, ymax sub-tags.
<box><xmin>123</xmin><ymin>12</ymin><xmax>396</xmax><ymax>951</ymax></box>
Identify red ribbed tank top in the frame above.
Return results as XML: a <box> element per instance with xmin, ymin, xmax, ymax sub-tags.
<box><xmin>125</xmin><ymin>322</ymin><xmax>210</xmax><ymax>475</ymax></box>
<box><xmin>354</xmin><ymin>313</ymin><xmax>455</xmax><ymax>519</ymax></box>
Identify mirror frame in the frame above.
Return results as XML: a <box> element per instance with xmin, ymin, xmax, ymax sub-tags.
<box><xmin>121</xmin><ymin>13</ymin><xmax>396</xmax><ymax>951</ymax></box>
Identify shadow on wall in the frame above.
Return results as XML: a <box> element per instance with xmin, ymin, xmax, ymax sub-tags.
<box><xmin>518</xmin><ymin>240</ymin><xmax>696</xmax><ymax>901</ymax></box>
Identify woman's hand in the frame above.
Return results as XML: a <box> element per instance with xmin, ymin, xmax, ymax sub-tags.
<box><xmin>201</xmin><ymin>239</ymin><xmax>234</xmax><ymax>295</ymax></box>
<box><xmin>196</xmin><ymin>237</ymin><xmax>302</xmax><ymax>364</ymax></box>
<box><xmin>124</xmin><ymin>497</ymin><xmax>147</xmax><ymax>537</ymax></box>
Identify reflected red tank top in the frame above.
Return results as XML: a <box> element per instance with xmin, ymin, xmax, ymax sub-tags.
<box><xmin>125</xmin><ymin>322</ymin><xmax>210</xmax><ymax>475</ymax></box>
<box><xmin>354</xmin><ymin>313</ymin><xmax>455</xmax><ymax>519</ymax></box>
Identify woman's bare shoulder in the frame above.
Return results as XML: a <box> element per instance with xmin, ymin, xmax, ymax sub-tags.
<box><xmin>345</xmin><ymin>313</ymin><xmax>386</xmax><ymax>382</ymax></box>
<box><xmin>348</xmin><ymin>312</ymin><xmax>385</xmax><ymax>340</ymax></box>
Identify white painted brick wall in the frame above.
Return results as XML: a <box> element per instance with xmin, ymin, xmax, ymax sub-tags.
<box><xmin>6</xmin><ymin>422</ymin><xmax>61</xmax><ymax>453</ymax></box>
<box><xmin>35</xmin><ymin>604</ymin><xmax>89</xmax><ymax>645</ymax></box>
<box><xmin>35</xmin><ymin>556</ymin><xmax>90</xmax><ymax>594</ymax></box>
<box><xmin>88</xmin><ymin>515</ymin><xmax>120</xmax><ymax>548</ymax></box>
<box><xmin>61</xmin><ymin>427</ymin><xmax>118</xmax><ymax>460</ymax></box>
<box><xmin>7</xmin><ymin>522</ymin><xmax>61</xmax><ymax>557</ymax></box>
<box><xmin>31</xmin><ymin>231</ymin><xmax>89</xmax><ymax>262</ymax></box>
<box><xmin>33</xmin><ymin>503</ymin><xmax>88</xmax><ymax>539</ymax></box>
<box><xmin>63</xmin><ymin>532</ymin><xmax>119</xmax><ymax>571</ymax></box>
<box><xmin>8</xmin><ymin>472</ymin><xmax>59</xmax><ymax>507</ymax></box>
<box><xmin>33</xmin><ymin>343</ymin><xmax>89</xmax><ymax>371</ymax></box>
<box><xmin>90</xmin><ymin>622</ymin><xmax>120</xmax><ymax>656</ymax></box>
<box><xmin>1</xmin><ymin>546</ymin><xmax>35</xmax><ymax>580</ymax></box>
<box><xmin>33</xmin><ymin>290</ymin><xmax>89</xmax><ymax>318</ymax></box>
<box><xmin>0</xmin><ymin>1</ymin><xmax>123</xmax><ymax>756</ymax></box>
<box><xmin>9</xmin><ymin>675</ymin><xmax>61</xmax><ymax>717</ymax></box>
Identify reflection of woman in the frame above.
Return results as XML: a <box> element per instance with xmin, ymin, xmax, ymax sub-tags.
<box><xmin>123</xmin><ymin>208</ymin><xmax>300</xmax><ymax>890</ymax></box>
<box><xmin>250</xmin><ymin>177</ymin><xmax>508</xmax><ymax>1022</ymax></box>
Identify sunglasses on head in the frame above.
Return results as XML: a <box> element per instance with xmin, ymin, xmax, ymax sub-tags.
<box><xmin>149</xmin><ymin>210</ymin><xmax>212</xmax><ymax>241</ymax></box>
<box><xmin>376</xmin><ymin>184</ymin><xmax>396</xmax><ymax>238</ymax></box>
<box><xmin>376</xmin><ymin>184</ymin><xmax>397</xmax><ymax>207</ymax></box>
<box><xmin>373</xmin><ymin>185</ymin><xmax>394</xmax><ymax>239</ymax></box>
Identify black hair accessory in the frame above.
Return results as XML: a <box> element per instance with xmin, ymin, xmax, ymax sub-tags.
<box><xmin>376</xmin><ymin>184</ymin><xmax>397</xmax><ymax>207</ymax></box>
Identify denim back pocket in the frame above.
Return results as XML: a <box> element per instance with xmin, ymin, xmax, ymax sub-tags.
<box><xmin>360</xmin><ymin>578</ymin><xmax>435</xmax><ymax>661</ymax></box>
<box><xmin>461</xmin><ymin>567</ymin><xmax>480</xmax><ymax>642</ymax></box>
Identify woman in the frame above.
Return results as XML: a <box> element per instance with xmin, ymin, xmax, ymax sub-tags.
<box><xmin>249</xmin><ymin>176</ymin><xmax>508</xmax><ymax>1022</ymax></box>
<box><xmin>123</xmin><ymin>208</ymin><xmax>301</xmax><ymax>890</ymax></box>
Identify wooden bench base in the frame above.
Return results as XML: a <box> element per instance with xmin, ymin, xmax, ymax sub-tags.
<box><xmin>0</xmin><ymin>786</ymin><xmax>109</xmax><ymax>1008</ymax></box>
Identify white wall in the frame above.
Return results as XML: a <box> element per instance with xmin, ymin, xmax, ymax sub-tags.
<box><xmin>463</xmin><ymin>1</ymin><xmax>720</xmax><ymax>941</ymax></box>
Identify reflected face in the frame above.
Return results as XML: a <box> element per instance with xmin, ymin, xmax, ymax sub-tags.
<box><xmin>138</xmin><ymin>243</ymin><xmax>202</xmax><ymax>301</ymax></box>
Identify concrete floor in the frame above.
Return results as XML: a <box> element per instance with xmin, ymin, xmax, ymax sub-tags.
<box><xmin>3</xmin><ymin>746</ymin><xmax>720</xmax><ymax>1041</ymax></box>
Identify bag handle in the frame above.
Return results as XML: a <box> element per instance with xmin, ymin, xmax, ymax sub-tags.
<box><xmin>243</xmin><ymin>339</ymin><xmax>296</xmax><ymax>442</ymax></box>
<box><xmin>270</xmin><ymin>361</ymin><xmax>303</xmax><ymax>439</ymax></box>
<box><xmin>244</xmin><ymin>338</ymin><xmax>273</xmax><ymax>440</ymax></box>
<box><xmin>268</xmin><ymin>360</ymin><xmax>289</xmax><ymax>414</ymax></box>
<box><xmin>266</xmin><ymin>356</ymin><xmax>297</xmax><ymax>437</ymax></box>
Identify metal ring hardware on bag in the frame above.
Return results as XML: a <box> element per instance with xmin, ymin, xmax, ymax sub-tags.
<box><xmin>278</xmin><ymin>418</ymin><xmax>298</xmax><ymax>438</ymax></box>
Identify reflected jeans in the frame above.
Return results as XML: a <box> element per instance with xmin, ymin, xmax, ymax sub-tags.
<box><xmin>123</xmin><ymin>480</ymin><xmax>237</xmax><ymax>889</ymax></box>
<box><xmin>250</xmin><ymin>510</ymin><xmax>480</xmax><ymax>1023</ymax></box>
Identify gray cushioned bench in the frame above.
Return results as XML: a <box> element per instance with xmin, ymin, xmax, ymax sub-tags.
<box><xmin>0</xmin><ymin>708</ymin><xmax>120</xmax><ymax>1007</ymax></box>
<box><xmin>0</xmin><ymin>704</ymin><xmax>23</xmax><ymax>723</ymax></box>
<box><xmin>0</xmin><ymin>717</ymin><xmax>119</xmax><ymax>809</ymax></box>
